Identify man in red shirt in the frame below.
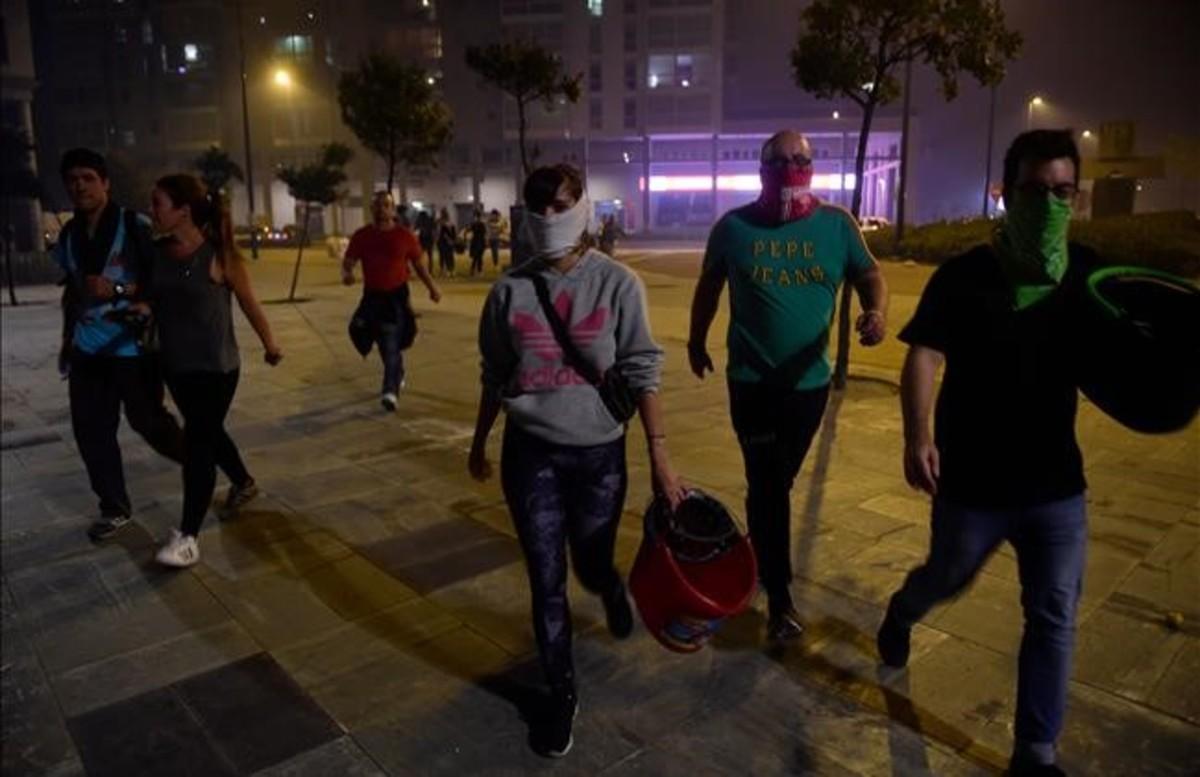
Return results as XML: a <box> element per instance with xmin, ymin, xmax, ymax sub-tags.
<box><xmin>343</xmin><ymin>191</ymin><xmax>441</xmax><ymax>411</ymax></box>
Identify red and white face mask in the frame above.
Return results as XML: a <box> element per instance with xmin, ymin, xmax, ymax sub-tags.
<box><xmin>758</xmin><ymin>165</ymin><xmax>819</xmax><ymax>222</ymax></box>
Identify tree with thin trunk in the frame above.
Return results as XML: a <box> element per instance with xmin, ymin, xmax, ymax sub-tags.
<box><xmin>465</xmin><ymin>39</ymin><xmax>582</xmax><ymax>186</ymax></box>
<box><xmin>1</xmin><ymin>126</ymin><xmax>42</xmax><ymax>306</ymax></box>
<box><xmin>276</xmin><ymin>143</ymin><xmax>354</xmax><ymax>302</ymax></box>
<box><xmin>338</xmin><ymin>53</ymin><xmax>453</xmax><ymax>193</ymax></box>
<box><xmin>791</xmin><ymin>0</ymin><xmax>1020</xmax><ymax>388</ymax></box>
<box><xmin>193</xmin><ymin>145</ymin><xmax>245</xmax><ymax>197</ymax></box>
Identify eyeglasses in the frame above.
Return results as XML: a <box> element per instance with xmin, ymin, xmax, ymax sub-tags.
<box><xmin>1014</xmin><ymin>181</ymin><xmax>1078</xmax><ymax>201</ymax></box>
<box><xmin>762</xmin><ymin>154</ymin><xmax>812</xmax><ymax>169</ymax></box>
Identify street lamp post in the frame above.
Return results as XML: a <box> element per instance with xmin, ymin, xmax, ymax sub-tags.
<box><xmin>1027</xmin><ymin>95</ymin><xmax>1044</xmax><ymax>130</ymax></box>
<box><xmin>235</xmin><ymin>0</ymin><xmax>259</xmax><ymax>258</ymax></box>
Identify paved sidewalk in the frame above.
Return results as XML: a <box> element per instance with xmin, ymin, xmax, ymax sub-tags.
<box><xmin>2</xmin><ymin>250</ymin><xmax>1197</xmax><ymax>776</ymax></box>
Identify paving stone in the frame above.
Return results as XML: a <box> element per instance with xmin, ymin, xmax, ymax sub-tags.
<box><xmin>1058</xmin><ymin>681</ymin><xmax>1200</xmax><ymax>776</ymax></box>
<box><xmin>67</xmin><ymin>687</ymin><xmax>237</xmax><ymax>777</ymax></box>
<box><xmin>900</xmin><ymin>637</ymin><xmax>1018</xmax><ymax>759</ymax></box>
<box><xmin>273</xmin><ymin>597</ymin><xmax>463</xmax><ymax>693</ymax></box>
<box><xmin>177</xmin><ymin>653</ymin><xmax>343</xmax><ymax>773</ymax></box>
<box><xmin>358</xmin><ymin>518</ymin><xmax>523</xmax><ymax>595</ymax></box>
<box><xmin>196</xmin><ymin>525</ymin><xmax>354</xmax><ymax>583</ymax></box>
<box><xmin>1074</xmin><ymin>605</ymin><xmax>1188</xmax><ymax>706</ymax></box>
<box><xmin>273</xmin><ymin>465</ymin><xmax>389</xmax><ymax>511</ymax></box>
<box><xmin>51</xmin><ymin>620</ymin><xmax>261</xmax><ymax>717</ymax></box>
<box><xmin>1147</xmin><ymin>636</ymin><xmax>1200</xmax><ymax>723</ymax></box>
<box><xmin>928</xmin><ymin>572</ymin><xmax>1024</xmax><ymax>656</ymax></box>
<box><xmin>8</xmin><ymin>549</ymin><xmax>231</xmax><ymax>674</ymax></box>
<box><xmin>249</xmin><ymin>736</ymin><xmax>385</xmax><ymax>777</ymax></box>
<box><xmin>202</xmin><ymin>572</ymin><xmax>349</xmax><ymax>650</ymax></box>
<box><xmin>425</xmin><ymin>563</ymin><xmax>536</xmax><ymax>656</ymax></box>
<box><xmin>300</xmin><ymin>554</ymin><xmax>420</xmax><ymax>621</ymax></box>
<box><xmin>1</xmin><ymin>620</ymin><xmax>85</xmax><ymax>777</ymax></box>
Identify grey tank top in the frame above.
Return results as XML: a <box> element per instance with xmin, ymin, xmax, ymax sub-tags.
<box><xmin>153</xmin><ymin>242</ymin><xmax>240</xmax><ymax>374</ymax></box>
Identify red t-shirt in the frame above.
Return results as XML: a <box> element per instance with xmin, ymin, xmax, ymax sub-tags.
<box><xmin>346</xmin><ymin>225</ymin><xmax>421</xmax><ymax>291</ymax></box>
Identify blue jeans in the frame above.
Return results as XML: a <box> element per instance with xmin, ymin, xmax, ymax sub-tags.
<box><xmin>377</xmin><ymin>323</ymin><xmax>405</xmax><ymax>395</ymax></box>
<box><xmin>501</xmin><ymin>425</ymin><xmax>627</xmax><ymax>688</ymax></box>
<box><xmin>888</xmin><ymin>494</ymin><xmax>1087</xmax><ymax>746</ymax></box>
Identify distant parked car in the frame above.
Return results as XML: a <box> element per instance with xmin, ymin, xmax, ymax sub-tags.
<box><xmin>859</xmin><ymin>216</ymin><xmax>892</xmax><ymax>232</ymax></box>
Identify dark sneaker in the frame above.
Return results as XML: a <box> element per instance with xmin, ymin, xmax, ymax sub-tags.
<box><xmin>220</xmin><ymin>479</ymin><xmax>259</xmax><ymax>519</ymax></box>
<box><xmin>87</xmin><ymin>515</ymin><xmax>132</xmax><ymax>542</ymax></box>
<box><xmin>766</xmin><ymin>607</ymin><xmax>805</xmax><ymax>642</ymax></box>
<box><xmin>1007</xmin><ymin>757</ymin><xmax>1067</xmax><ymax>776</ymax></box>
<box><xmin>603</xmin><ymin>582</ymin><xmax>634</xmax><ymax>640</ymax></box>
<box><xmin>541</xmin><ymin>688</ymin><xmax>578</xmax><ymax>758</ymax></box>
<box><xmin>877</xmin><ymin>609</ymin><xmax>912</xmax><ymax>668</ymax></box>
<box><xmin>381</xmin><ymin>392</ymin><xmax>398</xmax><ymax>412</ymax></box>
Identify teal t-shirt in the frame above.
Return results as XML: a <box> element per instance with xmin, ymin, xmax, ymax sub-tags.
<box><xmin>702</xmin><ymin>203</ymin><xmax>876</xmax><ymax>389</ymax></box>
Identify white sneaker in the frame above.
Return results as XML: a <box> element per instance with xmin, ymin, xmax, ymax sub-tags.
<box><xmin>156</xmin><ymin>530</ymin><xmax>200</xmax><ymax>568</ymax></box>
<box><xmin>381</xmin><ymin>392</ymin><xmax>398</xmax><ymax>412</ymax></box>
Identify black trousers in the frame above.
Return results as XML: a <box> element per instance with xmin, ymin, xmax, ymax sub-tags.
<box><xmin>165</xmin><ymin>370</ymin><xmax>250</xmax><ymax>536</ymax></box>
<box><xmin>728</xmin><ymin>380</ymin><xmax>830</xmax><ymax>609</ymax></box>
<box><xmin>68</xmin><ymin>351</ymin><xmax>185</xmax><ymax>517</ymax></box>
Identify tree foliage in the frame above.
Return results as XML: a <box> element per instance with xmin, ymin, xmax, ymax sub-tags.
<box><xmin>791</xmin><ymin>0</ymin><xmax>1021</xmax><ymax>389</ymax></box>
<box><xmin>193</xmin><ymin>145</ymin><xmax>244</xmax><ymax>196</ymax></box>
<box><xmin>276</xmin><ymin>143</ymin><xmax>354</xmax><ymax>301</ymax></box>
<box><xmin>338</xmin><ymin>53</ymin><xmax>454</xmax><ymax>192</ymax></box>
<box><xmin>792</xmin><ymin>0</ymin><xmax>1021</xmax><ymax>110</ymax></box>
<box><xmin>465</xmin><ymin>39</ymin><xmax>582</xmax><ymax>179</ymax></box>
<box><xmin>276</xmin><ymin>142</ymin><xmax>354</xmax><ymax>207</ymax></box>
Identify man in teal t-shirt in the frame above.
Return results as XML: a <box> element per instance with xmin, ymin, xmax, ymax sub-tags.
<box><xmin>688</xmin><ymin>130</ymin><xmax>889</xmax><ymax>641</ymax></box>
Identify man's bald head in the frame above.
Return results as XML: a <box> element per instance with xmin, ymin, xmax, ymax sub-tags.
<box><xmin>761</xmin><ymin>131</ymin><xmax>813</xmax><ymax>165</ymax></box>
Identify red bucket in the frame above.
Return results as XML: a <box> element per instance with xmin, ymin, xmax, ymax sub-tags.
<box><xmin>629</xmin><ymin>491</ymin><xmax>758</xmax><ymax>653</ymax></box>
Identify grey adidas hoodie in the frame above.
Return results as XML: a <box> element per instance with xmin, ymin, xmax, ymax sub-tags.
<box><xmin>479</xmin><ymin>249</ymin><xmax>663</xmax><ymax>446</ymax></box>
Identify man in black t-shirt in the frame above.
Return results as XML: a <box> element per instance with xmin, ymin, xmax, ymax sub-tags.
<box><xmin>877</xmin><ymin>131</ymin><xmax>1092</xmax><ymax>777</ymax></box>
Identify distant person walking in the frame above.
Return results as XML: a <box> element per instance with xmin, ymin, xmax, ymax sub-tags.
<box><xmin>469</xmin><ymin>164</ymin><xmax>685</xmax><ymax>758</ymax></box>
<box><xmin>145</xmin><ymin>174</ymin><xmax>282</xmax><ymax>568</ymax></box>
<box><xmin>52</xmin><ymin>148</ymin><xmax>185</xmax><ymax>542</ymax></box>
<box><xmin>436</xmin><ymin>208</ymin><xmax>457</xmax><ymax>277</ymax></box>
<box><xmin>342</xmin><ymin>191</ymin><xmax>441</xmax><ymax>411</ymax></box>
<box><xmin>416</xmin><ymin>210</ymin><xmax>435</xmax><ymax>266</ymax></box>
<box><xmin>485</xmin><ymin>208</ymin><xmax>507</xmax><ymax>268</ymax></box>
<box><xmin>597</xmin><ymin>214</ymin><xmax>622</xmax><ymax>258</ymax></box>
<box><xmin>467</xmin><ymin>209</ymin><xmax>488</xmax><ymax>276</ymax></box>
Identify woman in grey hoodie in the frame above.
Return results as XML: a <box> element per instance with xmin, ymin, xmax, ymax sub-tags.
<box><xmin>468</xmin><ymin>164</ymin><xmax>685</xmax><ymax>758</ymax></box>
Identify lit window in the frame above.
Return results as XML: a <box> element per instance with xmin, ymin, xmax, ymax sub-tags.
<box><xmin>588</xmin><ymin>0</ymin><xmax>603</xmax><ymax>15</ymax></box>
<box><xmin>275</xmin><ymin>35</ymin><xmax>313</xmax><ymax>61</ymax></box>
<box><xmin>184</xmin><ymin>44</ymin><xmax>199</xmax><ymax>62</ymax></box>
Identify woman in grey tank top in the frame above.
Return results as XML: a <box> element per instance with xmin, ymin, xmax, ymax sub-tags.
<box><xmin>145</xmin><ymin>174</ymin><xmax>282</xmax><ymax>568</ymax></box>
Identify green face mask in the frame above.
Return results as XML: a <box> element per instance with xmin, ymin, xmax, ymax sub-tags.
<box><xmin>995</xmin><ymin>189</ymin><xmax>1072</xmax><ymax>309</ymax></box>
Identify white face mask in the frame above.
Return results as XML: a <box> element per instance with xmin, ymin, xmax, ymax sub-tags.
<box><xmin>522</xmin><ymin>196</ymin><xmax>592</xmax><ymax>259</ymax></box>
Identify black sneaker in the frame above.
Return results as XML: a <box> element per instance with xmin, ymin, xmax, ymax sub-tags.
<box><xmin>877</xmin><ymin>609</ymin><xmax>911</xmax><ymax>668</ymax></box>
<box><xmin>766</xmin><ymin>606</ymin><xmax>805</xmax><ymax>642</ymax></box>
<box><xmin>1007</xmin><ymin>757</ymin><xmax>1067</xmax><ymax>776</ymax></box>
<box><xmin>603</xmin><ymin>582</ymin><xmax>634</xmax><ymax>640</ymax></box>
<box><xmin>87</xmin><ymin>515</ymin><xmax>132</xmax><ymax>542</ymax></box>
<box><xmin>541</xmin><ymin>687</ymin><xmax>578</xmax><ymax>758</ymax></box>
<box><xmin>220</xmin><ymin>479</ymin><xmax>259</xmax><ymax>519</ymax></box>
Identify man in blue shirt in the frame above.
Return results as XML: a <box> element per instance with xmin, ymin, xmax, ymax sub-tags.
<box><xmin>54</xmin><ymin>148</ymin><xmax>184</xmax><ymax>541</ymax></box>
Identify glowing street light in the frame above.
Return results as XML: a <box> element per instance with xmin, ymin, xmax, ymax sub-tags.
<box><xmin>832</xmin><ymin>110</ymin><xmax>840</xmax><ymax>119</ymax></box>
<box><xmin>1081</xmin><ymin>129</ymin><xmax>1093</xmax><ymax>139</ymax></box>
<box><xmin>273</xmin><ymin>68</ymin><xmax>292</xmax><ymax>88</ymax></box>
<box><xmin>1027</xmin><ymin>95</ymin><xmax>1044</xmax><ymax>130</ymax></box>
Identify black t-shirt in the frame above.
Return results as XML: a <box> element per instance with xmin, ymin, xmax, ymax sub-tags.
<box><xmin>899</xmin><ymin>243</ymin><xmax>1097</xmax><ymax>508</ymax></box>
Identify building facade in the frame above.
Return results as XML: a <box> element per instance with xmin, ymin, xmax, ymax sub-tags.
<box><xmin>30</xmin><ymin>0</ymin><xmax>906</xmax><ymax>238</ymax></box>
